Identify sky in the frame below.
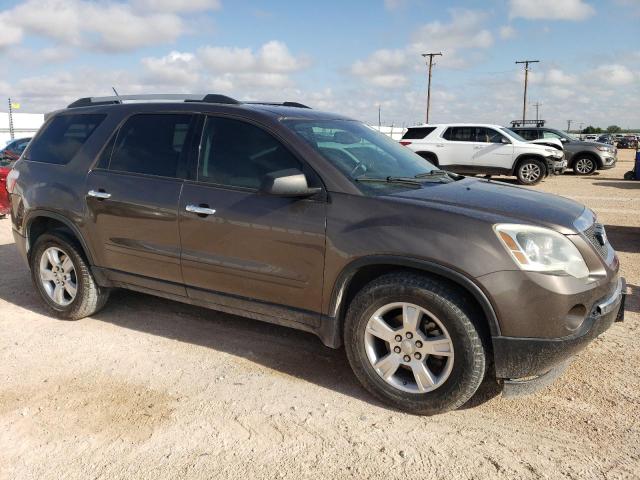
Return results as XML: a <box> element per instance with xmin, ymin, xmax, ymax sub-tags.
<box><xmin>0</xmin><ymin>0</ymin><xmax>639</xmax><ymax>129</ymax></box>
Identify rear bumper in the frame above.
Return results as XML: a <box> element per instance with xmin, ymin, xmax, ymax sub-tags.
<box><xmin>492</xmin><ymin>277</ymin><xmax>625</xmax><ymax>381</ymax></box>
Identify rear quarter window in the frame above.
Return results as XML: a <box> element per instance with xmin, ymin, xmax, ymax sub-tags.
<box><xmin>25</xmin><ymin>114</ymin><xmax>106</xmax><ymax>165</ymax></box>
<box><xmin>402</xmin><ymin>127</ymin><xmax>436</xmax><ymax>140</ymax></box>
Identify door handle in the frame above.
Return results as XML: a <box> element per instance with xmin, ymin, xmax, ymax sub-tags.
<box><xmin>87</xmin><ymin>190</ymin><xmax>111</xmax><ymax>199</ymax></box>
<box><xmin>473</xmin><ymin>146</ymin><xmax>483</xmax><ymax>150</ymax></box>
<box><xmin>435</xmin><ymin>144</ymin><xmax>444</xmax><ymax>147</ymax></box>
<box><xmin>186</xmin><ymin>204</ymin><xmax>216</xmax><ymax>216</ymax></box>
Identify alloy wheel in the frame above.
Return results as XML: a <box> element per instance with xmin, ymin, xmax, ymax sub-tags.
<box><xmin>39</xmin><ymin>247</ymin><xmax>77</xmax><ymax>306</ymax></box>
<box><xmin>520</xmin><ymin>163</ymin><xmax>541</xmax><ymax>183</ymax></box>
<box><xmin>364</xmin><ymin>302</ymin><xmax>454</xmax><ymax>394</ymax></box>
<box><xmin>575</xmin><ymin>158</ymin><xmax>594</xmax><ymax>174</ymax></box>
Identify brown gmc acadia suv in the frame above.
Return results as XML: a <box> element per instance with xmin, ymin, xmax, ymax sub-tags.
<box><xmin>6</xmin><ymin>94</ymin><xmax>626</xmax><ymax>414</ymax></box>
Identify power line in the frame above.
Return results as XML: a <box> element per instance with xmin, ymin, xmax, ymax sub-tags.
<box><xmin>422</xmin><ymin>52</ymin><xmax>442</xmax><ymax>124</ymax></box>
<box><xmin>515</xmin><ymin>60</ymin><xmax>539</xmax><ymax>124</ymax></box>
<box><xmin>532</xmin><ymin>102</ymin><xmax>542</xmax><ymax>122</ymax></box>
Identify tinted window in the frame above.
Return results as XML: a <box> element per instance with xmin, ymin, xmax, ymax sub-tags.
<box><xmin>443</xmin><ymin>127</ymin><xmax>475</xmax><ymax>142</ymax></box>
<box><xmin>543</xmin><ymin>130</ymin><xmax>564</xmax><ymax>140</ymax></box>
<box><xmin>109</xmin><ymin>114</ymin><xmax>193</xmax><ymax>178</ymax></box>
<box><xmin>402</xmin><ymin>127</ymin><xmax>436</xmax><ymax>140</ymax></box>
<box><xmin>26</xmin><ymin>114</ymin><xmax>105</xmax><ymax>165</ymax></box>
<box><xmin>476</xmin><ymin>127</ymin><xmax>505</xmax><ymax>143</ymax></box>
<box><xmin>513</xmin><ymin>129</ymin><xmax>538</xmax><ymax>140</ymax></box>
<box><xmin>199</xmin><ymin>117</ymin><xmax>302</xmax><ymax>189</ymax></box>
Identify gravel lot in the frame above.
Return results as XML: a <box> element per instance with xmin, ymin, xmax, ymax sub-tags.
<box><xmin>1</xmin><ymin>150</ymin><xmax>638</xmax><ymax>480</ymax></box>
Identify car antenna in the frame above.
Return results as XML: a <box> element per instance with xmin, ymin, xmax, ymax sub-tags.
<box><xmin>112</xmin><ymin>87</ymin><xmax>122</xmax><ymax>104</ymax></box>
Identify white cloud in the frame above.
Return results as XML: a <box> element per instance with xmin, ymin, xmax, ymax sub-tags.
<box><xmin>384</xmin><ymin>0</ymin><xmax>407</xmax><ymax>10</ymax></box>
<box><xmin>545</xmin><ymin>68</ymin><xmax>577</xmax><ymax>85</ymax></box>
<box><xmin>499</xmin><ymin>25</ymin><xmax>516</xmax><ymax>39</ymax></box>
<box><xmin>0</xmin><ymin>13</ymin><xmax>23</xmax><ymax>48</ymax></box>
<box><xmin>132</xmin><ymin>0</ymin><xmax>221</xmax><ymax>13</ymax></box>
<box><xmin>351</xmin><ymin>10</ymin><xmax>493</xmax><ymax>87</ymax></box>
<box><xmin>199</xmin><ymin>41</ymin><xmax>307</xmax><ymax>74</ymax></box>
<box><xmin>142</xmin><ymin>51</ymin><xmax>200</xmax><ymax>86</ymax></box>
<box><xmin>509</xmin><ymin>0</ymin><xmax>595</xmax><ymax>21</ymax></box>
<box><xmin>594</xmin><ymin>64</ymin><xmax>636</xmax><ymax>85</ymax></box>
<box><xmin>0</xmin><ymin>0</ymin><xmax>188</xmax><ymax>52</ymax></box>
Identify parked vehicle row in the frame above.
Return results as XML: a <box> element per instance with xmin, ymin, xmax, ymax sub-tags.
<box><xmin>400</xmin><ymin>123</ymin><xmax>566</xmax><ymax>185</ymax></box>
<box><xmin>0</xmin><ymin>139</ymin><xmax>29</xmax><ymax>216</ymax></box>
<box><xmin>7</xmin><ymin>94</ymin><xmax>625</xmax><ymax>414</ymax></box>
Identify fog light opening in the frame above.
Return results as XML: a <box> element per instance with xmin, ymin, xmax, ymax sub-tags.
<box><xmin>565</xmin><ymin>305</ymin><xmax>587</xmax><ymax>331</ymax></box>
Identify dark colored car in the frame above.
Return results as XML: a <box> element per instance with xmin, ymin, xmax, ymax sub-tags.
<box><xmin>0</xmin><ymin>137</ymin><xmax>31</xmax><ymax>162</ymax></box>
<box><xmin>597</xmin><ymin>134</ymin><xmax>615</xmax><ymax>146</ymax></box>
<box><xmin>616</xmin><ymin>137</ymin><xmax>636</xmax><ymax>149</ymax></box>
<box><xmin>8</xmin><ymin>94</ymin><xmax>626</xmax><ymax>414</ymax></box>
<box><xmin>510</xmin><ymin>127</ymin><xmax>617</xmax><ymax>175</ymax></box>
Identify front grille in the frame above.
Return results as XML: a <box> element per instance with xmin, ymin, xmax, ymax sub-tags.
<box><xmin>583</xmin><ymin>223</ymin><xmax>608</xmax><ymax>258</ymax></box>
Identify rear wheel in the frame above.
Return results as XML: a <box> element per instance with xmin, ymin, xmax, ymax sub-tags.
<box><xmin>573</xmin><ymin>156</ymin><xmax>597</xmax><ymax>175</ymax></box>
<box><xmin>344</xmin><ymin>273</ymin><xmax>486</xmax><ymax>415</ymax></box>
<box><xmin>30</xmin><ymin>233</ymin><xmax>110</xmax><ymax>319</ymax></box>
<box><xmin>516</xmin><ymin>158</ymin><xmax>545</xmax><ymax>185</ymax></box>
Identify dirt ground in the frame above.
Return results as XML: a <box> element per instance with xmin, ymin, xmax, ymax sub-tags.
<box><xmin>0</xmin><ymin>150</ymin><xmax>638</xmax><ymax>480</ymax></box>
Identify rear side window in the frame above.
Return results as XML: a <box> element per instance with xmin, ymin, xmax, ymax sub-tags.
<box><xmin>443</xmin><ymin>127</ymin><xmax>475</xmax><ymax>142</ymax></box>
<box><xmin>26</xmin><ymin>114</ymin><xmax>105</xmax><ymax>165</ymax></box>
<box><xmin>198</xmin><ymin>116</ymin><xmax>302</xmax><ymax>189</ymax></box>
<box><xmin>109</xmin><ymin>114</ymin><xmax>193</xmax><ymax>178</ymax></box>
<box><xmin>402</xmin><ymin>127</ymin><xmax>436</xmax><ymax>140</ymax></box>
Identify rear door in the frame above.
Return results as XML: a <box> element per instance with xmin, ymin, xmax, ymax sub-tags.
<box><xmin>439</xmin><ymin>127</ymin><xmax>476</xmax><ymax>170</ymax></box>
<box><xmin>178</xmin><ymin>115</ymin><xmax>327</xmax><ymax>314</ymax></box>
<box><xmin>85</xmin><ymin>113</ymin><xmax>197</xmax><ymax>295</ymax></box>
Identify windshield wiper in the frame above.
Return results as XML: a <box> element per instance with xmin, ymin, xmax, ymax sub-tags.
<box><xmin>355</xmin><ymin>176</ymin><xmax>423</xmax><ymax>186</ymax></box>
<box><xmin>414</xmin><ymin>169</ymin><xmax>455</xmax><ymax>179</ymax></box>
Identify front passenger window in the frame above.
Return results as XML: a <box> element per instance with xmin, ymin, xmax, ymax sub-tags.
<box><xmin>199</xmin><ymin>117</ymin><xmax>302</xmax><ymax>189</ymax></box>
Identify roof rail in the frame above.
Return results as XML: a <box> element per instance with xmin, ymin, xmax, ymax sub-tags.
<box><xmin>67</xmin><ymin>94</ymin><xmax>240</xmax><ymax>109</ymax></box>
<box><xmin>245</xmin><ymin>101</ymin><xmax>311</xmax><ymax>109</ymax></box>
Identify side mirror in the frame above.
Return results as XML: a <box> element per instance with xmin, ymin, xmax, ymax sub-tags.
<box><xmin>260</xmin><ymin>169</ymin><xmax>322</xmax><ymax>197</ymax></box>
<box><xmin>560</xmin><ymin>138</ymin><xmax>568</xmax><ymax>143</ymax></box>
<box><xmin>501</xmin><ymin>137</ymin><xmax>511</xmax><ymax>144</ymax></box>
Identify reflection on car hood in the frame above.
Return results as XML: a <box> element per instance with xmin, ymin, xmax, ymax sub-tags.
<box><xmin>390</xmin><ymin>177</ymin><xmax>585</xmax><ymax>233</ymax></box>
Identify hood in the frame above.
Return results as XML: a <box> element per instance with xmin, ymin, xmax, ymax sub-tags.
<box><xmin>530</xmin><ymin>138</ymin><xmax>563</xmax><ymax>150</ymax></box>
<box><xmin>390</xmin><ymin>177</ymin><xmax>585</xmax><ymax>234</ymax></box>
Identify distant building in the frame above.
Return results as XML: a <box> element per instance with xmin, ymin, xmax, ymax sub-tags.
<box><xmin>0</xmin><ymin>112</ymin><xmax>45</xmax><ymax>145</ymax></box>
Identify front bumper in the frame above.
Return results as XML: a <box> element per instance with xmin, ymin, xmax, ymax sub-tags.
<box><xmin>600</xmin><ymin>154</ymin><xmax>617</xmax><ymax>169</ymax></box>
<box><xmin>492</xmin><ymin>276</ymin><xmax>625</xmax><ymax>381</ymax></box>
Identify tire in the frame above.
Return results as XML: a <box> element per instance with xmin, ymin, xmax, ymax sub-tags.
<box><xmin>624</xmin><ymin>171</ymin><xmax>635</xmax><ymax>180</ymax></box>
<box><xmin>573</xmin><ymin>156</ymin><xmax>597</xmax><ymax>175</ymax></box>
<box><xmin>515</xmin><ymin>158</ymin><xmax>545</xmax><ymax>185</ymax></box>
<box><xmin>30</xmin><ymin>232</ymin><xmax>110</xmax><ymax>320</ymax></box>
<box><xmin>344</xmin><ymin>272</ymin><xmax>487</xmax><ymax>415</ymax></box>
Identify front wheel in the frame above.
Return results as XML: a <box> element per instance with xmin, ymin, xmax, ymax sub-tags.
<box><xmin>516</xmin><ymin>159</ymin><xmax>545</xmax><ymax>185</ymax></box>
<box><xmin>344</xmin><ymin>273</ymin><xmax>487</xmax><ymax>415</ymax></box>
<box><xmin>573</xmin><ymin>157</ymin><xmax>597</xmax><ymax>175</ymax></box>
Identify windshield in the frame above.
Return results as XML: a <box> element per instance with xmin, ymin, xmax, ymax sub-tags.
<box><xmin>283</xmin><ymin>119</ymin><xmax>439</xmax><ymax>194</ymax></box>
<box><xmin>501</xmin><ymin>128</ymin><xmax>527</xmax><ymax>142</ymax></box>
<box><xmin>553</xmin><ymin>129</ymin><xmax>579</xmax><ymax>141</ymax></box>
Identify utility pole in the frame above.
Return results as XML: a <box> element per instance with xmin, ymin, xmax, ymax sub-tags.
<box><xmin>8</xmin><ymin>98</ymin><xmax>15</xmax><ymax>141</ymax></box>
<box><xmin>532</xmin><ymin>102</ymin><xmax>542</xmax><ymax>122</ymax></box>
<box><xmin>422</xmin><ymin>52</ymin><xmax>442</xmax><ymax>124</ymax></box>
<box><xmin>515</xmin><ymin>60</ymin><xmax>539</xmax><ymax>124</ymax></box>
<box><xmin>567</xmin><ymin>120</ymin><xmax>572</xmax><ymax>133</ymax></box>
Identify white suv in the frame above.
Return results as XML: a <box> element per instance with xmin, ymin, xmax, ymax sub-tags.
<box><xmin>400</xmin><ymin>124</ymin><xmax>565</xmax><ymax>185</ymax></box>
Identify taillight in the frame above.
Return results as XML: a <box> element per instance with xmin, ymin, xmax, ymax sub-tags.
<box><xmin>399</xmin><ymin>141</ymin><xmax>412</xmax><ymax>146</ymax></box>
<box><xmin>6</xmin><ymin>169</ymin><xmax>19</xmax><ymax>193</ymax></box>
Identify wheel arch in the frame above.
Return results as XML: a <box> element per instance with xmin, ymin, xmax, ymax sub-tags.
<box><xmin>328</xmin><ymin>256</ymin><xmax>501</xmax><ymax>345</ymax></box>
<box><xmin>415</xmin><ymin>151</ymin><xmax>439</xmax><ymax>166</ymax></box>
<box><xmin>25</xmin><ymin>210</ymin><xmax>95</xmax><ymax>265</ymax></box>
<box><xmin>570</xmin><ymin>151</ymin><xmax>602</xmax><ymax>168</ymax></box>
<box><xmin>510</xmin><ymin>154</ymin><xmax>548</xmax><ymax>176</ymax></box>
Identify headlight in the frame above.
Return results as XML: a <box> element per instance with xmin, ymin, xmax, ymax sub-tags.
<box><xmin>494</xmin><ymin>224</ymin><xmax>589</xmax><ymax>278</ymax></box>
<box><xmin>596</xmin><ymin>146</ymin><xmax>611</xmax><ymax>152</ymax></box>
<box><xmin>544</xmin><ymin>148</ymin><xmax>563</xmax><ymax>158</ymax></box>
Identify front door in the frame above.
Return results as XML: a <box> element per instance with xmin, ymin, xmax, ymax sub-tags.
<box><xmin>472</xmin><ymin>127</ymin><xmax>514</xmax><ymax>170</ymax></box>
<box><xmin>85</xmin><ymin>113</ymin><xmax>197</xmax><ymax>294</ymax></box>
<box><xmin>178</xmin><ymin>116</ymin><xmax>327</xmax><ymax>313</ymax></box>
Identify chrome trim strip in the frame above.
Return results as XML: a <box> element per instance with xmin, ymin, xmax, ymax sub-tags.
<box><xmin>597</xmin><ymin>278</ymin><xmax>623</xmax><ymax>316</ymax></box>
